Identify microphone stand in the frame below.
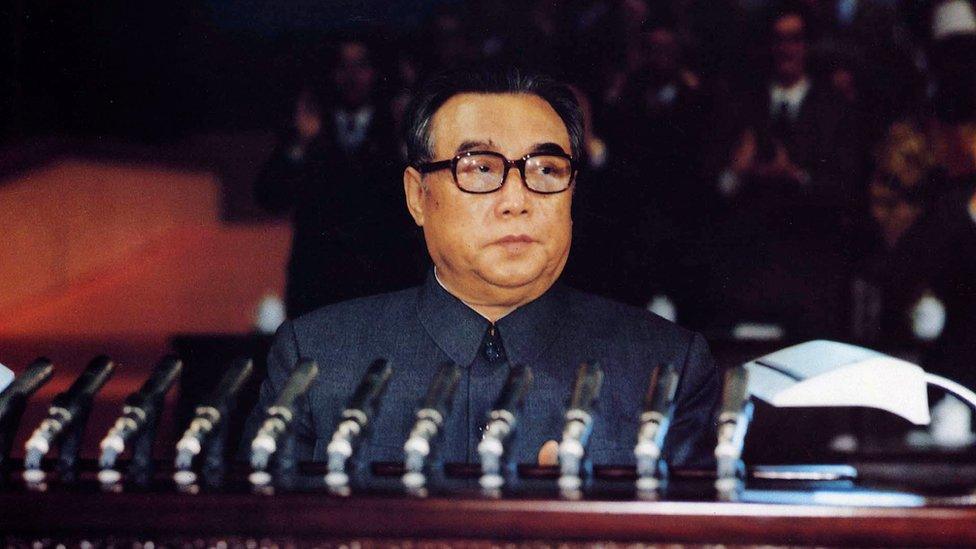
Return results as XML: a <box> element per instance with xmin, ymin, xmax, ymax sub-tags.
<box><xmin>477</xmin><ymin>364</ymin><xmax>533</xmax><ymax>491</ymax></box>
<box><xmin>0</xmin><ymin>359</ymin><xmax>54</xmax><ymax>484</ymax></box>
<box><xmin>24</xmin><ymin>355</ymin><xmax>115</xmax><ymax>485</ymax></box>
<box><xmin>249</xmin><ymin>359</ymin><xmax>319</xmax><ymax>491</ymax></box>
<box><xmin>557</xmin><ymin>362</ymin><xmax>604</xmax><ymax>494</ymax></box>
<box><xmin>324</xmin><ymin>359</ymin><xmax>392</xmax><ymax>493</ymax></box>
<box><xmin>98</xmin><ymin>355</ymin><xmax>183</xmax><ymax>488</ymax></box>
<box><xmin>174</xmin><ymin>357</ymin><xmax>254</xmax><ymax>490</ymax></box>
<box><xmin>402</xmin><ymin>362</ymin><xmax>462</xmax><ymax>492</ymax></box>
<box><xmin>714</xmin><ymin>365</ymin><xmax>754</xmax><ymax>495</ymax></box>
<box><xmin>634</xmin><ymin>364</ymin><xmax>679</xmax><ymax>493</ymax></box>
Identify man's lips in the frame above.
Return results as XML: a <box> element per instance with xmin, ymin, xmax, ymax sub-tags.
<box><xmin>492</xmin><ymin>234</ymin><xmax>536</xmax><ymax>245</ymax></box>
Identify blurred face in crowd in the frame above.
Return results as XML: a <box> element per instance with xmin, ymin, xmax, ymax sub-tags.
<box><xmin>333</xmin><ymin>42</ymin><xmax>376</xmax><ymax>108</ymax></box>
<box><xmin>933</xmin><ymin>120</ymin><xmax>976</xmax><ymax>177</ymax></box>
<box><xmin>431</xmin><ymin>13</ymin><xmax>473</xmax><ymax>69</ymax></box>
<box><xmin>620</xmin><ymin>0</ymin><xmax>650</xmax><ymax>36</ymax></box>
<box><xmin>771</xmin><ymin>14</ymin><xmax>808</xmax><ymax>85</ymax></box>
<box><xmin>869</xmin><ymin>180</ymin><xmax>922</xmax><ymax>249</ymax></box>
<box><xmin>644</xmin><ymin>28</ymin><xmax>680</xmax><ymax>80</ymax></box>
<box><xmin>830</xmin><ymin>67</ymin><xmax>857</xmax><ymax>103</ymax></box>
<box><xmin>404</xmin><ymin>93</ymin><xmax>574</xmax><ymax>317</ymax></box>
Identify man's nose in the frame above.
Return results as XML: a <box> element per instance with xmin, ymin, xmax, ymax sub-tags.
<box><xmin>495</xmin><ymin>166</ymin><xmax>530</xmax><ymax>217</ymax></box>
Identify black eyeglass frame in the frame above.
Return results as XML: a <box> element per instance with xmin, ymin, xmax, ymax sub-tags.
<box><xmin>414</xmin><ymin>150</ymin><xmax>577</xmax><ymax>194</ymax></box>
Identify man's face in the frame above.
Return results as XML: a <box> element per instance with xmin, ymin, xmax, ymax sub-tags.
<box><xmin>869</xmin><ymin>181</ymin><xmax>921</xmax><ymax>248</ymax></box>
<box><xmin>404</xmin><ymin>93</ymin><xmax>574</xmax><ymax>309</ymax></box>
<box><xmin>333</xmin><ymin>42</ymin><xmax>375</xmax><ymax>108</ymax></box>
<box><xmin>645</xmin><ymin>28</ymin><xmax>679</xmax><ymax>78</ymax></box>
<box><xmin>771</xmin><ymin>14</ymin><xmax>807</xmax><ymax>83</ymax></box>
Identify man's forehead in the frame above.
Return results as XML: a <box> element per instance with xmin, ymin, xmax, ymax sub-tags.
<box><xmin>774</xmin><ymin>14</ymin><xmax>805</xmax><ymax>33</ymax></box>
<box><xmin>429</xmin><ymin>92</ymin><xmax>571</xmax><ymax>155</ymax></box>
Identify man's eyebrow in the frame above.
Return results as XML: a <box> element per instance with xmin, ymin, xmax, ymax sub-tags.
<box><xmin>456</xmin><ymin>140</ymin><xmax>496</xmax><ymax>154</ymax></box>
<box><xmin>530</xmin><ymin>142</ymin><xmax>569</xmax><ymax>155</ymax></box>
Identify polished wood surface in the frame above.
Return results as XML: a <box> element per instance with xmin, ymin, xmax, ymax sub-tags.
<box><xmin>1</xmin><ymin>479</ymin><xmax>975</xmax><ymax>546</ymax></box>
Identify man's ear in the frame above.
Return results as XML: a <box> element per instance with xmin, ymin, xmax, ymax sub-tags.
<box><xmin>403</xmin><ymin>166</ymin><xmax>426</xmax><ymax>227</ymax></box>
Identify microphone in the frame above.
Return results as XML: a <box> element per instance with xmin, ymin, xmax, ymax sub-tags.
<box><xmin>98</xmin><ymin>356</ymin><xmax>183</xmax><ymax>470</ymax></box>
<box><xmin>634</xmin><ymin>364</ymin><xmax>680</xmax><ymax>488</ymax></box>
<box><xmin>714</xmin><ymin>364</ymin><xmax>753</xmax><ymax>487</ymax></box>
<box><xmin>0</xmin><ymin>358</ymin><xmax>55</xmax><ymax>423</ymax></box>
<box><xmin>24</xmin><ymin>356</ymin><xmax>115</xmax><ymax>471</ymax></box>
<box><xmin>558</xmin><ymin>361</ymin><xmax>604</xmax><ymax>489</ymax></box>
<box><xmin>0</xmin><ymin>363</ymin><xmax>13</xmax><ymax>395</ymax></box>
<box><xmin>477</xmin><ymin>365</ymin><xmax>533</xmax><ymax>484</ymax></box>
<box><xmin>250</xmin><ymin>358</ymin><xmax>320</xmax><ymax>471</ymax></box>
<box><xmin>403</xmin><ymin>362</ymin><xmax>462</xmax><ymax>478</ymax></box>
<box><xmin>174</xmin><ymin>358</ymin><xmax>254</xmax><ymax>473</ymax></box>
<box><xmin>325</xmin><ymin>359</ymin><xmax>392</xmax><ymax>483</ymax></box>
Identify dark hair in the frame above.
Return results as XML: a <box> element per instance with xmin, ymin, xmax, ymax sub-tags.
<box><xmin>763</xmin><ymin>0</ymin><xmax>819</xmax><ymax>42</ymax></box>
<box><xmin>404</xmin><ymin>66</ymin><xmax>585</xmax><ymax>167</ymax></box>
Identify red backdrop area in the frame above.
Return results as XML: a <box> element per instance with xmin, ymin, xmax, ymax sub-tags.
<box><xmin>0</xmin><ymin>158</ymin><xmax>291</xmax><ymax>456</ymax></box>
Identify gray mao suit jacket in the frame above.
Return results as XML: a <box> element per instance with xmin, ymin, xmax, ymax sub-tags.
<box><xmin>246</xmin><ymin>272</ymin><xmax>720</xmax><ymax>468</ymax></box>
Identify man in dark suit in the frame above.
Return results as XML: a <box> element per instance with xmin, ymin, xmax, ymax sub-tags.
<box><xmin>248</xmin><ymin>67</ymin><xmax>719</xmax><ymax>468</ymax></box>
<box><xmin>255</xmin><ymin>39</ymin><xmax>425</xmax><ymax>318</ymax></box>
<box><xmin>709</xmin><ymin>3</ymin><xmax>864</xmax><ymax>339</ymax></box>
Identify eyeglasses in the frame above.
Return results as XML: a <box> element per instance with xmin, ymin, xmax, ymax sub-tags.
<box><xmin>415</xmin><ymin>151</ymin><xmax>576</xmax><ymax>194</ymax></box>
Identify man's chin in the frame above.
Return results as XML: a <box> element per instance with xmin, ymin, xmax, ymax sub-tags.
<box><xmin>478</xmin><ymin>265</ymin><xmax>549</xmax><ymax>291</ymax></box>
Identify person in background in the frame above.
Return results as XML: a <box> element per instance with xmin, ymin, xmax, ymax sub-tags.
<box><xmin>851</xmin><ymin>120</ymin><xmax>942</xmax><ymax>353</ymax></box>
<box><xmin>707</xmin><ymin>2</ymin><xmax>863</xmax><ymax>339</ymax></box>
<box><xmin>861</xmin><ymin>0</ymin><xmax>976</xmax><ymax>388</ymax></box>
<box><xmin>808</xmin><ymin>0</ymin><xmax>922</xmax><ymax>130</ymax></box>
<box><xmin>718</xmin><ymin>2</ymin><xmax>863</xmax><ymax>207</ymax></box>
<box><xmin>254</xmin><ymin>39</ymin><xmax>425</xmax><ymax>318</ymax></box>
<box><xmin>606</xmin><ymin>21</ymin><xmax>718</xmax><ymax>326</ymax></box>
<box><xmin>559</xmin><ymin>85</ymin><xmax>649</xmax><ymax>306</ymax></box>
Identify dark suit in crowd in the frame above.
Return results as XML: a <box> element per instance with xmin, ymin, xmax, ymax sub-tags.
<box><xmin>710</xmin><ymin>80</ymin><xmax>863</xmax><ymax>338</ymax></box>
<box><xmin>254</xmin><ymin>108</ymin><xmax>426</xmax><ymax>318</ymax></box>
<box><xmin>246</xmin><ymin>272</ymin><xmax>720</xmax><ymax>468</ymax></box>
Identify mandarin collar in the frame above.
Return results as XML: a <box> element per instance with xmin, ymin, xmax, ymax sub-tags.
<box><xmin>417</xmin><ymin>271</ymin><xmax>568</xmax><ymax>367</ymax></box>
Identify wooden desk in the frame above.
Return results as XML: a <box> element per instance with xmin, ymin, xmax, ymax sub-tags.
<box><xmin>1</xmin><ymin>479</ymin><xmax>975</xmax><ymax>547</ymax></box>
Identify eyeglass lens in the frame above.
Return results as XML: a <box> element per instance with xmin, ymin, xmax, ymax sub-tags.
<box><xmin>455</xmin><ymin>154</ymin><xmax>572</xmax><ymax>193</ymax></box>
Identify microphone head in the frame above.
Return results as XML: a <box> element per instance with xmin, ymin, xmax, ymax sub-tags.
<box><xmin>643</xmin><ymin>364</ymin><xmax>680</xmax><ymax>414</ymax></box>
<box><xmin>127</xmin><ymin>355</ymin><xmax>183</xmax><ymax>408</ymax></box>
<box><xmin>4</xmin><ymin>358</ymin><xmax>54</xmax><ymax>399</ymax></box>
<box><xmin>52</xmin><ymin>356</ymin><xmax>115</xmax><ymax>412</ymax></box>
<box><xmin>346</xmin><ymin>358</ymin><xmax>393</xmax><ymax>419</ymax></box>
<box><xmin>0</xmin><ymin>363</ymin><xmax>13</xmax><ymax>395</ymax></box>
<box><xmin>204</xmin><ymin>357</ymin><xmax>255</xmax><ymax>410</ymax></box>
<box><xmin>420</xmin><ymin>362</ymin><xmax>462</xmax><ymax>416</ymax></box>
<box><xmin>719</xmin><ymin>365</ymin><xmax>751</xmax><ymax>419</ymax></box>
<box><xmin>0</xmin><ymin>358</ymin><xmax>54</xmax><ymax>422</ymax></box>
<box><xmin>569</xmin><ymin>361</ymin><xmax>604</xmax><ymax>413</ymax></box>
<box><xmin>271</xmin><ymin>358</ymin><xmax>319</xmax><ymax>410</ymax></box>
<box><xmin>491</xmin><ymin>364</ymin><xmax>534</xmax><ymax>414</ymax></box>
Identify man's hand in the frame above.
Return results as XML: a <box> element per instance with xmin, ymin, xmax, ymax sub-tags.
<box><xmin>294</xmin><ymin>89</ymin><xmax>322</xmax><ymax>145</ymax></box>
<box><xmin>537</xmin><ymin>440</ymin><xmax>559</xmax><ymax>466</ymax></box>
<box><xmin>754</xmin><ymin>143</ymin><xmax>807</xmax><ymax>184</ymax></box>
<box><xmin>730</xmin><ymin>129</ymin><xmax>757</xmax><ymax>175</ymax></box>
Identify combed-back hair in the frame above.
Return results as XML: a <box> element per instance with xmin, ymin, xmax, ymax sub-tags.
<box><xmin>404</xmin><ymin>65</ymin><xmax>585</xmax><ymax>168</ymax></box>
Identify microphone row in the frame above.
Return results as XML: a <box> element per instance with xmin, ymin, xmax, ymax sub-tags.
<box><xmin>0</xmin><ymin>354</ymin><xmax>755</xmax><ymax>494</ymax></box>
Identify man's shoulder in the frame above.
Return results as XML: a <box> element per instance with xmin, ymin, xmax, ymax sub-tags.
<box><xmin>561</xmin><ymin>286</ymin><xmax>697</xmax><ymax>347</ymax></box>
<box><xmin>290</xmin><ymin>286</ymin><xmax>421</xmax><ymax>339</ymax></box>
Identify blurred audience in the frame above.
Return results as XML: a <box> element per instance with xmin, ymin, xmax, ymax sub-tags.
<box><xmin>706</xmin><ymin>3</ymin><xmax>863</xmax><ymax>339</ymax></box>
<box><xmin>857</xmin><ymin>0</ymin><xmax>976</xmax><ymax>386</ymax></box>
<box><xmin>851</xmin><ymin>120</ymin><xmax>942</xmax><ymax>351</ymax></box>
<box><xmin>603</xmin><ymin>21</ymin><xmax>719</xmax><ymax>324</ymax></box>
<box><xmin>254</xmin><ymin>39</ymin><xmax>424</xmax><ymax>318</ymax></box>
